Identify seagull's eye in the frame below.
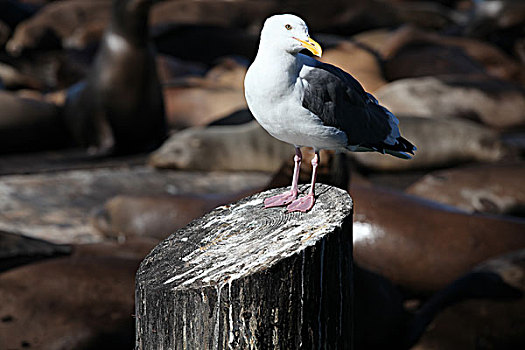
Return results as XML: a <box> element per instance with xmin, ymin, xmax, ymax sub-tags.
<box><xmin>285</xmin><ymin>24</ymin><xmax>293</xmax><ymax>30</ymax></box>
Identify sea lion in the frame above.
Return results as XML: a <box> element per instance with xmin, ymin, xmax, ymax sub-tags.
<box><xmin>351</xmin><ymin>184</ymin><xmax>525</xmax><ymax>293</ymax></box>
<box><xmin>6</xmin><ymin>0</ymin><xmax>111</xmax><ymax>55</ymax></box>
<box><xmin>63</xmin><ymin>0</ymin><xmax>166</xmax><ymax>155</ymax></box>
<box><xmin>0</xmin><ymin>20</ymin><xmax>10</xmax><ymax>47</ymax></box>
<box><xmin>0</xmin><ymin>62</ymin><xmax>44</xmax><ymax>90</ymax></box>
<box><xmin>91</xmin><ymin>187</ymin><xmax>263</xmax><ymax>240</ymax></box>
<box><xmin>0</xmin><ymin>0</ymin><xmax>38</xmax><ymax>33</ymax></box>
<box><xmin>384</xmin><ymin>43</ymin><xmax>487</xmax><ymax>81</ymax></box>
<box><xmin>391</xmin><ymin>1</ymin><xmax>462</xmax><ymax>31</ymax></box>
<box><xmin>207</xmin><ymin>109</ymin><xmax>255</xmax><ymax>127</ymax></box>
<box><xmin>465</xmin><ymin>0</ymin><xmax>525</xmax><ymax>55</ymax></box>
<box><xmin>155</xmin><ymin>54</ymin><xmax>206</xmax><ymax>85</ymax></box>
<box><xmin>381</xmin><ymin>25</ymin><xmax>525</xmax><ymax>84</ymax></box>
<box><xmin>0</xmin><ymin>230</ymin><xmax>71</xmax><ymax>272</ymax></box>
<box><xmin>350</xmin><ymin>116</ymin><xmax>509</xmax><ymax>171</ymax></box>
<box><xmin>0</xmin><ymin>90</ymin><xmax>69</xmax><ymax>153</ymax></box>
<box><xmin>153</xmin><ymin>24</ymin><xmax>259</xmax><ymax>65</ymax></box>
<box><xmin>406</xmin><ymin>162</ymin><xmax>525</xmax><ymax>217</ymax></box>
<box><xmin>355</xmin><ymin>259</ymin><xmax>522</xmax><ymax>350</ymax></box>
<box><xmin>149</xmin><ymin>121</ymin><xmax>293</xmax><ymax>172</ymax></box>
<box><xmin>375</xmin><ymin>76</ymin><xmax>525</xmax><ymax>130</ymax></box>
<box><xmin>0</xmin><ymin>166</ymin><xmax>269</xmax><ymax>244</ymax></box>
<box><xmin>320</xmin><ymin>40</ymin><xmax>387</xmax><ymax>92</ymax></box>
<box><xmin>150</xmin><ymin>0</ymin><xmax>275</xmax><ymax>29</ymax></box>
<box><xmin>0</xmin><ymin>238</ymin><xmax>156</xmax><ymax>350</ymax></box>
<box><xmin>413</xmin><ymin>249</ymin><xmax>525</xmax><ymax>349</ymax></box>
<box><xmin>163</xmin><ymin>58</ymin><xmax>247</xmax><ymax>129</ymax></box>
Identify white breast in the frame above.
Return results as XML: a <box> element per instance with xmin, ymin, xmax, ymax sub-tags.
<box><xmin>245</xmin><ymin>63</ymin><xmax>348</xmax><ymax>150</ymax></box>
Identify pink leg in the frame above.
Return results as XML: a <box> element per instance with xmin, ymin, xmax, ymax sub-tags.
<box><xmin>264</xmin><ymin>147</ymin><xmax>302</xmax><ymax>208</ymax></box>
<box><xmin>287</xmin><ymin>150</ymin><xmax>319</xmax><ymax>212</ymax></box>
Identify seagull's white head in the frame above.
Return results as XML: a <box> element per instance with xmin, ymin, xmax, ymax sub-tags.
<box><xmin>259</xmin><ymin>14</ymin><xmax>322</xmax><ymax>57</ymax></box>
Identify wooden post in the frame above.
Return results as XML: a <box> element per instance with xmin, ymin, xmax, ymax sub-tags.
<box><xmin>135</xmin><ymin>184</ymin><xmax>353</xmax><ymax>349</ymax></box>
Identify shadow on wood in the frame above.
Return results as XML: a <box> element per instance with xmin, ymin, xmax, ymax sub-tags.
<box><xmin>136</xmin><ymin>184</ymin><xmax>353</xmax><ymax>349</ymax></box>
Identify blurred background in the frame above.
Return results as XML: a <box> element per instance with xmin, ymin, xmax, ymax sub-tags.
<box><xmin>1</xmin><ymin>0</ymin><xmax>525</xmax><ymax>349</ymax></box>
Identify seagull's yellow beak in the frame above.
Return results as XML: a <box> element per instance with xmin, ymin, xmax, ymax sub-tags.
<box><xmin>294</xmin><ymin>37</ymin><xmax>322</xmax><ymax>57</ymax></box>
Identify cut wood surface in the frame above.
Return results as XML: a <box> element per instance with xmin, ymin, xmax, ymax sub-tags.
<box><xmin>136</xmin><ymin>184</ymin><xmax>354</xmax><ymax>349</ymax></box>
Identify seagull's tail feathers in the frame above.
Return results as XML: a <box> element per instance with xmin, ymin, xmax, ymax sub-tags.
<box><xmin>385</xmin><ymin>149</ymin><xmax>413</xmax><ymax>159</ymax></box>
<box><xmin>349</xmin><ymin>136</ymin><xmax>416</xmax><ymax>159</ymax></box>
<box><xmin>385</xmin><ymin>136</ymin><xmax>417</xmax><ymax>159</ymax></box>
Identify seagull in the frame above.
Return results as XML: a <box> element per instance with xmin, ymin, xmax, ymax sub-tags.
<box><xmin>244</xmin><ymin>14</ymin><xmax>416</xmax><ymax>213</ymax></box>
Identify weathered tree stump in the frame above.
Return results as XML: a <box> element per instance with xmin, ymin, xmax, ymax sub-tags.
<box><xmin>136</xmin><ymin>184</ymin><xmax>353</xmax><ymax>349</ymax></box>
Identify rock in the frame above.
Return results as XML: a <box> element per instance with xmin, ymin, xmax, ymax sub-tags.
<box><xmin>149</xmin><ymin>121</ymin><xmax>293</xmax><ymax>172</ymax></box>
<box><xmin>406</xmin><ymin>162</ymin><xmax>525</xmax><ymax>217</ymax></box>
<box><xmin>0</xmin><ymin>166</ymin><xmax>270</xmax><ymax>244</ymax></box>
<box><xmin>350</xmin><ymin>116</ymin><xmax>508</xmax><ymax>171</ymax></box>
<box><xmin>375</xmin><ymin>76</ymin><xmax>525</xmax><ymax>130</ymax></box>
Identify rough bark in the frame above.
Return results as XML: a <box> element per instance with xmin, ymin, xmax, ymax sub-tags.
<box><xmin>136</xmin><ymin>184</ymin><xmax>354</xmax><ymax>349</ymax></box>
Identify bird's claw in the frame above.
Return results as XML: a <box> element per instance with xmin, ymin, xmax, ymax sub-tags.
<box><xmin>264</xmin><ymin>191</ymin><xmax>297</xmax><ymax>208</ymax></box>
<box><xmin>287</xmin><ymin>194</ymin><xmax>315</xmax><ymax>213</ymax></box>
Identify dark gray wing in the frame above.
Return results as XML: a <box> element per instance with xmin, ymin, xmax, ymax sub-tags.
<box><xmin>301</xmin><ymin>60</ymin><xmax>414</xmax><ymax>154</ymax></box>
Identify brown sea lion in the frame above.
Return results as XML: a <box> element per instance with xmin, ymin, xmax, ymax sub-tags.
<box><xmin>0</xmin><ymin>20</ymin><xmax>10</xmax><ymax>47</ymax></box>
<box><xmin>0</xmin><ymin>90</ymin><xmax>69</xmax><ymax>153</ymax></box>
<box><xmin>391</xmin><ymin>1</ymin><xmax>462</xmax><ymax>30</ymax></box>
<box><xmin>356</xmin><ymin>257</ymin><xmax>523</xmax><ymax>350</ymax></box>
<box><xmin>406</xmin><ymin>162</ymin><xmax>525</xmax><ymax>217</ymax></box>
<box><xmin>149</xmin><ymin>121</ymin><xmax>293</xmax><ymax>172</ymax></box>
<box><xmin>320</xmin><ymin>40</ymin><xmax>387</xmax><ymax>92</ymax></box>
<box><xmin>381</xmin><ymin>25</ymin><xmax>525</xmax><ymax>84</ymax></box>
<box><xmin>0</xmin><ymin>62</ymin><xmax>44</xmax><ymax>90</ymax></box>
<box><xmin>351</xmin><ymin>184</ymin><xmax>525</xmax><ymax>293</ymax></box>
<box><xmin>91</xmin><ymin>187</ymin><xmax>263</xmax><ymax>240</ymax></box>
<box><xmin>0</xmin><ymin>166</ymin><xmax>269</xmax><ymax>244</ymax></box>
<box><xmin>413</xmin><ymin>249</ymin><xmax>525</xmax><ymax>350</ymax></box>
<box><xmin>6</xmin><ymin>0</ymin><xmax>111</xmax><ymax>54</ymax></box>
<box><xmin>155</xmin><ymin>54</ymin><xmax>206</xmax><ymax>85</ymax></box>
<box><xmin>153</xmin><ymin>24</ymin><xmax>259</xmax><ymax>65</ymax></box>
<box><xmin>163</xmin><ymin>58</ymin><xmax>247</xmax><ymax>129</ymax></box>
<box><xmin>350</xmin><ymin>116</ymin><xmax>508</xmax><ymax>171</ymax></box>
<box><xmin>465</xmin><ymin>0</ymin><xmax>525</xmax><ymax>55</ymax></box>
<box><xmin>0</xmin><ymin>230</ymin><xmax>71</xmax><ymax>272</ymax></box>
<box><xmin>63</xmin><ymin>0</ymin><xmax>166</xmax><ymax>155</ymax></box>
<box><xmin>384</xmin><ymin>43</ymin><xmax>487</xmax><ymax>81</ymax></box>
<box><xmin>150</xmin><ymin>0</ymin><xmax>275</xmax><ymax>29</ymax></box>
<box><xmin>375</xmin><ymin>76</ymin><xmax>525</xmax><ymax>130</ymax></box>
<box><xmin>0</xmin><ymin>238</ymin><xmax>156</xmax><ymax>350</ymax></box>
